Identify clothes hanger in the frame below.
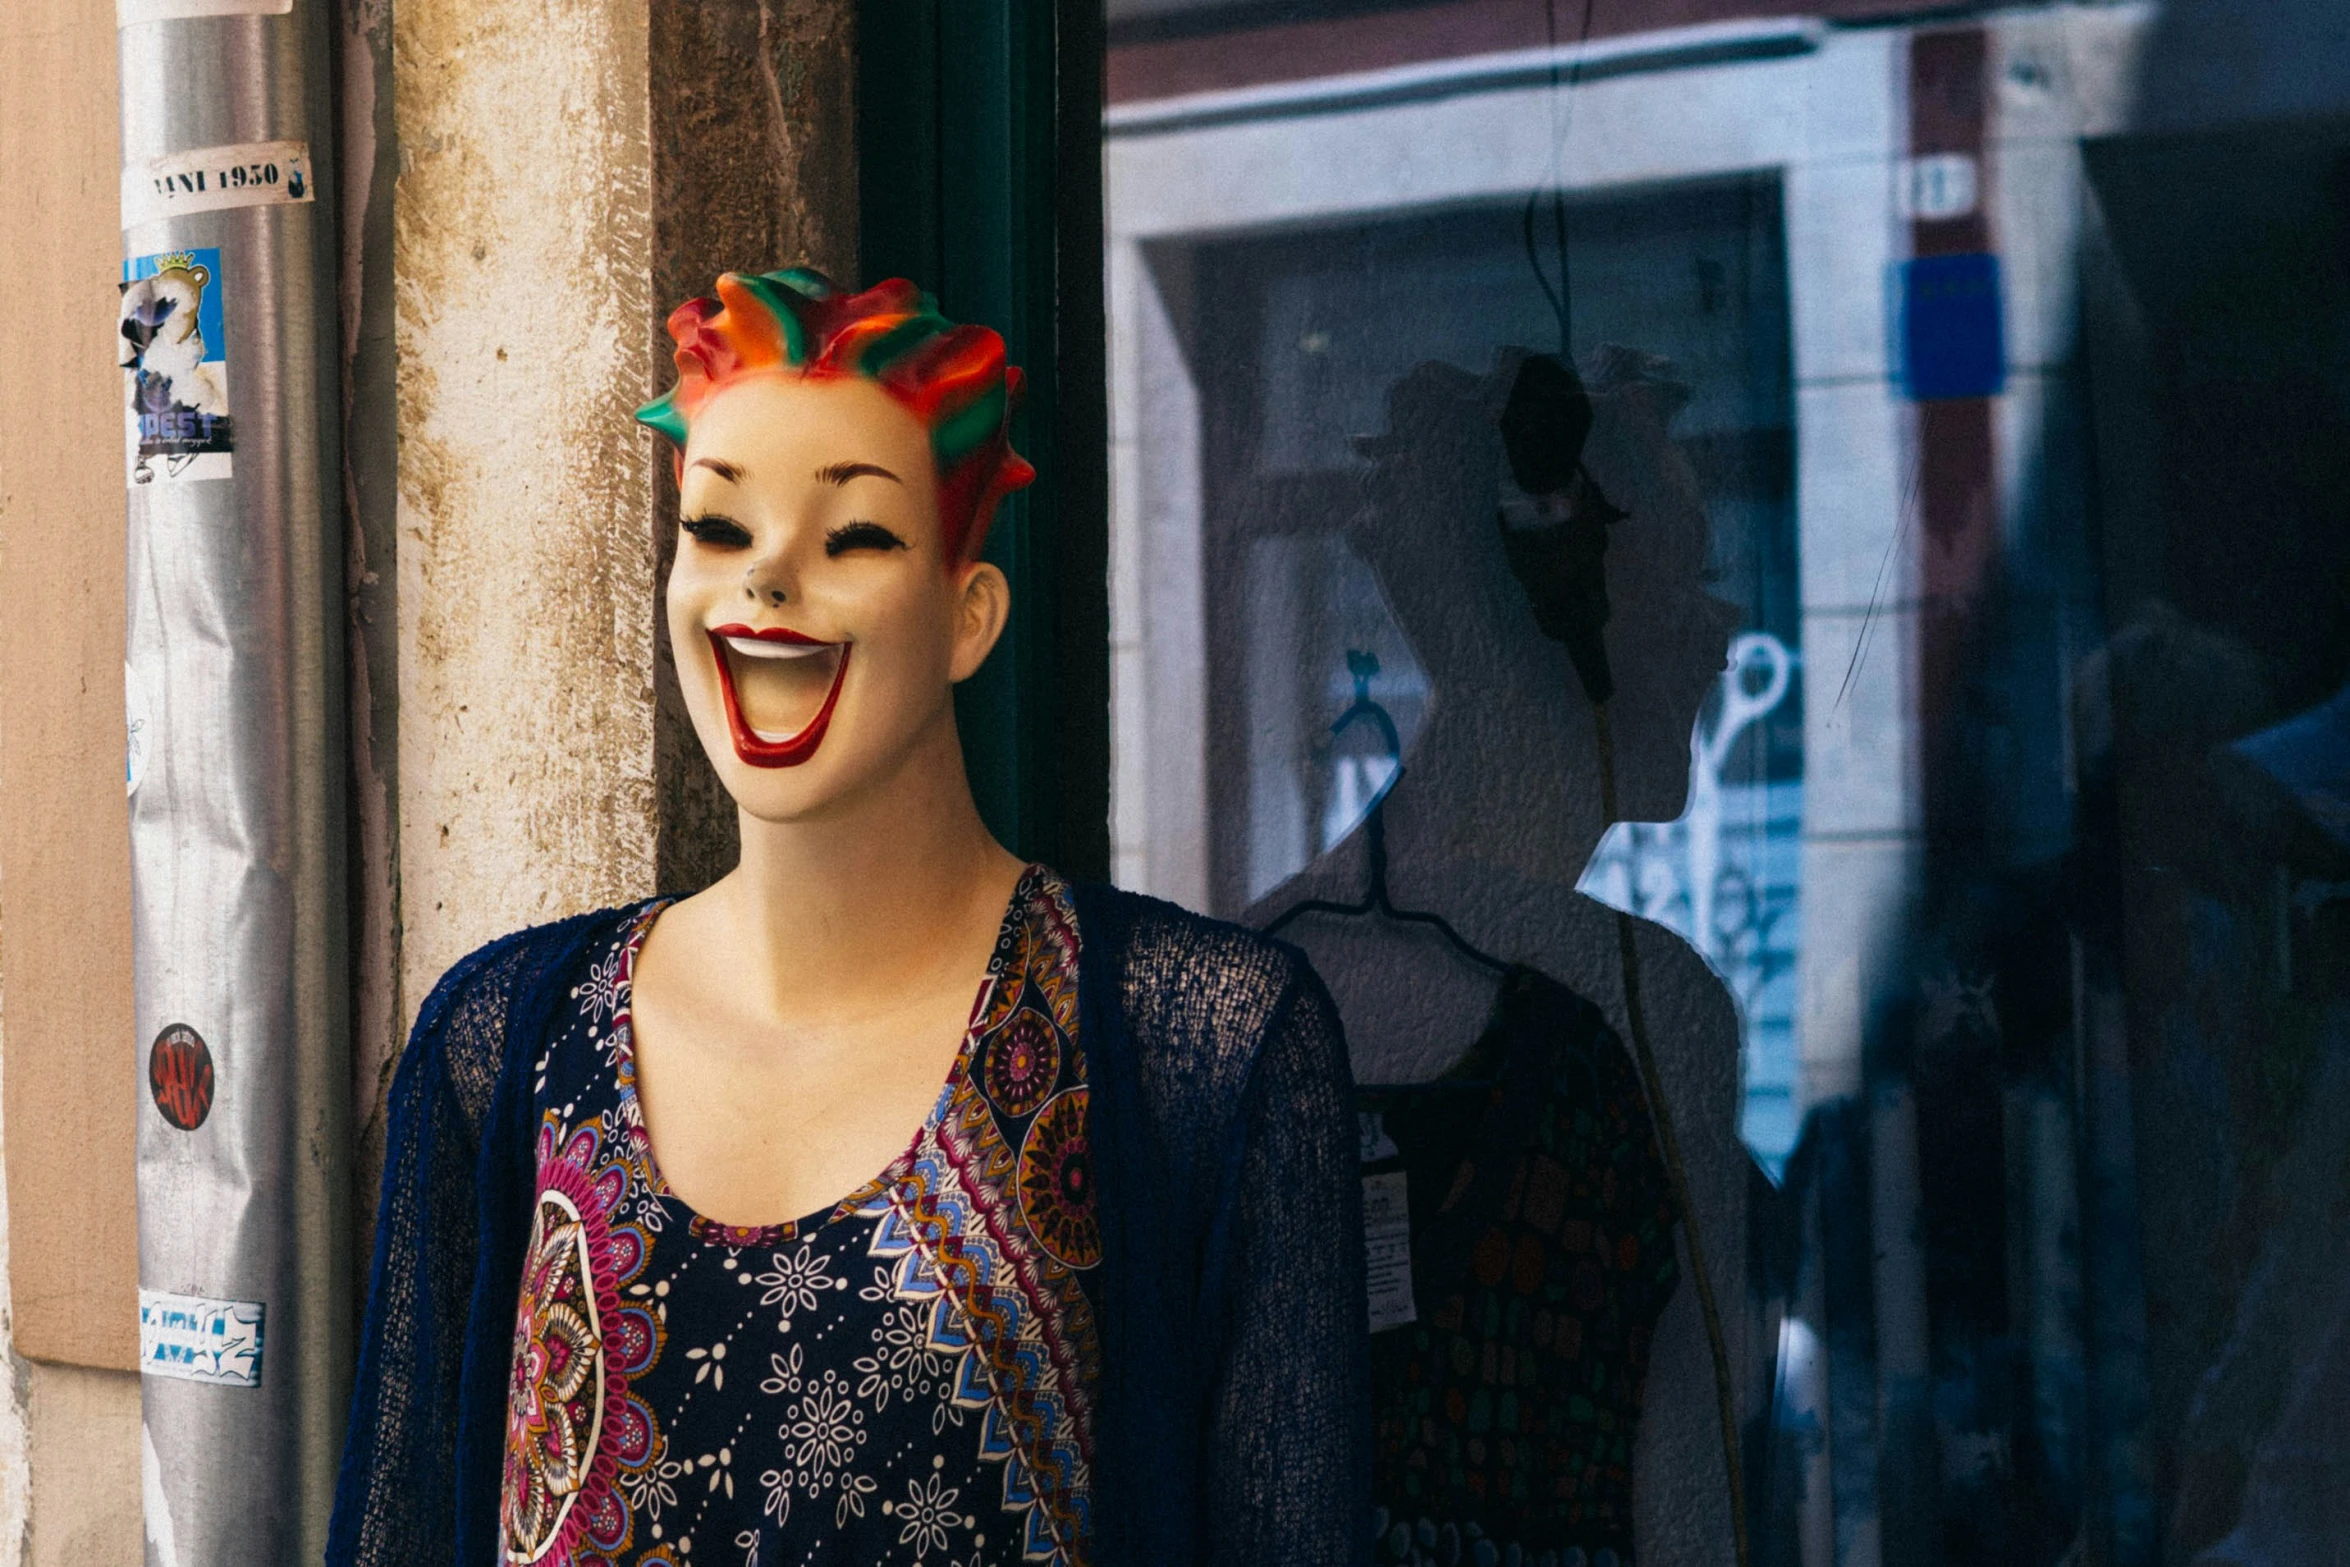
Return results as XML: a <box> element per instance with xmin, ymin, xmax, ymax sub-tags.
<box><xmin>1263</xmin><ymin>651</ymin><xmax>1513</xmax><ymax>983</ymax></box>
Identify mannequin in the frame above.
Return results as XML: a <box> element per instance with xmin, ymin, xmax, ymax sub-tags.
<box><xmin>1245</xmin><ymin>350</ymin><xmax>1751</xmax><ymax>1567</ymax></box>
<box><xmin>330</xmin><ymin>271</ymin><xmax>1369</xmax><ymax>1567</ymax></box>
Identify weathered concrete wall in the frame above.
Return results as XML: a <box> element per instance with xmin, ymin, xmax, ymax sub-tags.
<box><xmin>2</xmin><ymin>0</ymin><xmax>867</xmax><ymax>1548</ymax></box>
<box><xmin>391</xmin><ymin>0</ymin><xmax>662</xmax><ymax>1007</ymax></box>
<box><xmin>648</xmin><ymin>0</ymin><xmax>859</xmax><ymax>895</ymax></box>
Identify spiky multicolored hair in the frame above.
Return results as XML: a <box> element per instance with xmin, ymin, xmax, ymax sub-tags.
<box><xmin>636</xmin><ymin>268</ymin><xmax>1035</xmax><ymax>562</ymax></box>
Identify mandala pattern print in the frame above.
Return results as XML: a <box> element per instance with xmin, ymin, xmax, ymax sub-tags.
<box><xmin>498</xmin><ymin>870</ymin><xmax>1100</xmax><ymax>1567</ymax></box>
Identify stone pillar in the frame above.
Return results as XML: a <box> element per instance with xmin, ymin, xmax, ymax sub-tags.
<box><xmin>390</xmin><ymin>0</ymin><xmax>664</xmax><ymax>1008</ymax></box>
<box><xmin>386</xmin><ymin>0</ymin><xmax>863</xmax><ymax>1021</ymax></box>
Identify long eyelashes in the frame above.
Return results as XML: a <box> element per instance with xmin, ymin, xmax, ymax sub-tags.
<box><xmin>678</xmin><ymin>515</ymin><xmax>909</xmax><ymax>557</ymax></box>
<box><xmin>824</xmin><ymin>521</ymin><xmax>909</xmax><ymax>556</ymax></box>
<box><xmin>680</xmin><ymin>512</ymin><xmax>753</xmax><ymax>548</ymax></box>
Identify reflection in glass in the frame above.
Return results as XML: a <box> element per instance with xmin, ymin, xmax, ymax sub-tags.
<box><xmin>1188</xmin><ymin>184</ymin><xmax>1801</xmax><ymax>1166</ymax></box>
<box><xmin>1236</xmin><ymin>533</ymin><xmax>1428</xmax><ymax>902</ymax></box>
<box><xmin>1581</xmin><ymin>631</ymin><xmax>1804</xmax><ymax>1172</ymax></box>
<box><xmin>1105</xmin><ymin>3</ymin><xmax>2350</xmax><ymax>1561</ymax></box>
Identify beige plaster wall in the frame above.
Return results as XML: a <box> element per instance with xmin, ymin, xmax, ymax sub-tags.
<box><xmin>0</xmin><ymin>0</ymin><xmax>145</xmax><ymax>1554</ymax></box>
<box><xmin>23</xmin><ymin>1365</ymin><xmax>138</xmax><ymax>1567</ymax></box>
<box><xmin>0</xmin><ymin>0</ymin><xmax>141</xmax><ymax>1378</ymax></box>
<box><xmin>390</xmin><ymin>0</ymin><xmax>662</xmax><ymax>1011</ymax></box>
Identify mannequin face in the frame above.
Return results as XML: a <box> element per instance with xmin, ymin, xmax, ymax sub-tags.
<box><xmin>667</xmin><ymin>373</ymin><xmax>1008</xmax><ymax>823</ymax></box>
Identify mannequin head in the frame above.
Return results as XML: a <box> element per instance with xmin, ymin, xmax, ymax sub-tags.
<box><xmin>639</xmin><ymin>270</ymin><xmax>1034</xmax><ymax>824</ymax></box>
<box><xmin>1348</xmin><ymin>349</ymin><xmax>1739</xmax><ymax>847</ymax></box>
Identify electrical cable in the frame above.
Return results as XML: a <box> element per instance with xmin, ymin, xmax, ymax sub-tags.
<box><xmin>1518</xmin><ymin>0</ymin><xmax>1754</xmax><ymax>1556</ymax></box>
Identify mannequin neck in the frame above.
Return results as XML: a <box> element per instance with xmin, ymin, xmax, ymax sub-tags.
<box><xmin>1395</xmin><ymin>670</ymin><xmax>1613</xmax><ymax>885</ymax></box>
<box><xmin>713</xmin><ymin>705</ymin><xmax>1025</xmax><ymax>1008</ymax></box>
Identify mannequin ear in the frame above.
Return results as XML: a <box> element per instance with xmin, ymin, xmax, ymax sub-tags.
<box><xmin>949</xmin><ymin>559</ymin><xmax>1011</xmax><ymax>683</ymax></box>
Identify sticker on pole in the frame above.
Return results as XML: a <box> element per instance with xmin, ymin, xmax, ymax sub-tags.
<box><xmin>121</xmin><ymin>139</ymin><xmax>312</xmax><ymax>230</ymax></box>
<box><xmin>148</xmin><ymin>1023</ymin><xmax>215</xmax><ymax>1130</ymax></box>
<box><xmin>138</xmin><ymin>1291</ymin><xmax>264</xmax><ymax>1388</ymax></box>
<box><xmin>121</xmin><ymin>249</ymin><xmax>233</xmax><ymax>485</ymax></box>
<box><xmin>125</xmin><ymin>663</ymin><xmax>152</xmax><ymax>796</ymax></box>
<box><xmin>119</xmin><ymin>0</ymin><xmax>291</xmax><ymax>23</ymax></box>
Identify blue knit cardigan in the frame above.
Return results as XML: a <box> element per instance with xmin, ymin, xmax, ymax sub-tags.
<box><xmin>326</xmin><ymin>881</ymin><xmax>1371</xmax><ymax>1565</ymax></box>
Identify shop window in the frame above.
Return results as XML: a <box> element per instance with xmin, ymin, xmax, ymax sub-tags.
<box><xmin>1104</xmin><ymin>4</ymin><xmax>2350</xmax><ymax>1565</ymax></box>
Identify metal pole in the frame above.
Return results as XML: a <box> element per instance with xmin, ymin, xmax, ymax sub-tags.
<box><xmin>118</xmin><ymin>1</ymin><xmax>348</xmax><ymax>1561</ymax></box>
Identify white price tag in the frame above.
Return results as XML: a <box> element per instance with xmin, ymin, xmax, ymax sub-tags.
<box><xmin>123</xmin><ymin>140</ymin><xmax>314</xmax><ymax>231</ymax></box>
<box><xmin>1363</xmin><ymin>1170</ymin><xmax>1418</xmax><ymax>1333</ymax></box>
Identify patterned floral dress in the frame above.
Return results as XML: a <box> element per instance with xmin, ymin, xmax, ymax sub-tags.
<box><xmin>498</xmin><ymin>867</ymin><xmax>1100</xmax><ymax>1567</ymax></box>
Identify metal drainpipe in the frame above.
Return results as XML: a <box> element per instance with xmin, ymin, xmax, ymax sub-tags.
<box><xmin>118</xmin><ymin>1</ymin><xmax>349</xmax><ymax>1561</ymax></box>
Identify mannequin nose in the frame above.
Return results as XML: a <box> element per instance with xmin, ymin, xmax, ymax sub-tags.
<box><xmin>743</xmin><ymin>562</ymin><xmax>789</xmax><ymax>607</ymax></box>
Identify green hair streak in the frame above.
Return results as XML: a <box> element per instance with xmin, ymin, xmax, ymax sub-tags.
<box><xmin>635</xmin><ymin>388</ymin><xmax>688</xmax><ymax>447</ymax></box>
<box><xmin>931</xmin><ymin>383</ymin><xmax>1006</xmax><ymax>465</ymax></box>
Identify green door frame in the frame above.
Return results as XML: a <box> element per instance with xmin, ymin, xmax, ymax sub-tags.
<box><xmin>859</xmin><ymin>0</ymin><xmax>1110</xmax><ymax>879</ymax></box>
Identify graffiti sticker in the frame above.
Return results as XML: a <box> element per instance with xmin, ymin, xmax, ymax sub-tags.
<box><xmin>121</xmin><ymin>248</ymin><xmax>233</xmax><ymax>485</ymax></box>
<box><xmin>139</xmin><ymin>1290</ymin><xmax>265</xmax><ymax>1388</ymax></box>
<box><xmin>148</xmin><ymin>1022</ymin><xmax>215</xmax><ymax>1131</ymax></box>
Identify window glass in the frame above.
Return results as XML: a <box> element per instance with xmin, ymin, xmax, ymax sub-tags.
<box><xmin>1104</xmin><ymin>2</ymin><xmax>2350</xmax><ymax>1562</ymax></box>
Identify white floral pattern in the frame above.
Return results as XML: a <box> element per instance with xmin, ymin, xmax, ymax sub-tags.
<box><xmin>889</xmin><ymin>1464</ymin><xmax>971</xmax><ymax>1559</ymax></box>
<box><xmin>755</xmin><ymin>1244</ymin><xmax>845</xmax><ymax>1329</ymax></box>
<box><xmin>506</xmin><ymin>869</ymin><xmax>1093</xmax><ymax>1565</ymax></box>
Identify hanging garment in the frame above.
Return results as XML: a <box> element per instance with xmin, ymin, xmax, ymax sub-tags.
<box><xmin>1361</xmin><ymin>969</ymin><xmax>1678</xmax><ymax>1567</ymax></box>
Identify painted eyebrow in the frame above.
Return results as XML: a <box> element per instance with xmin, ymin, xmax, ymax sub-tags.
<box><xmin>689</xmin><ymin>457</ymin><xmax>745</xmax><ymax>482</ymax></box>
<box><xmin>816</xmin><ymin>461</ymin><xmax>902</xmax><ymax>486</ymax></box>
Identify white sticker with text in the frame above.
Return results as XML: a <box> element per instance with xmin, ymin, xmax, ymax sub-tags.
<box><xmin>120</xmin><ymin>0</ymin><xmax>291</xmax><ymax>26</ymax></box>
<box><xmin>139</xmin><ymin>1290</ymin><xmax>265</xmax><ymax>1388</ymax></box>
<box><xmin>122</xmin><ymin>141</ymin><xmax>313</xmax><ymax>231</ymax></box>
<box><xmin>1899</xmin><ymin>153</ymin><xmax>1980</xmax><ymax>222</ymax></box>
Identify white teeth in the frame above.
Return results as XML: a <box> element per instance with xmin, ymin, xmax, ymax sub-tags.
<box><xmin>750</xmin><ymin>726</ymin><xmax>804</xmax><ymax>744</ymax></box>
<box><xmin>722</xmin><ymin>635</ymin><xmax>832</xmax><ymax>661</ymax></box>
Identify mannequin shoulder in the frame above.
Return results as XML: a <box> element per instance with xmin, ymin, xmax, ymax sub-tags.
<box><xmin>410</xmin><ymin>903</ymin><xmax>655</xmax><ymax>1097</ymax></box>
<box><xmin>1074</xmin><ymin>882</ymin><xmax>1330</xmax><ymax>1057</ymax></box>
<box><xmin>423</xmin><ymin>901</ymin><xmax>650</xmax><ymax>1010</ymax></box>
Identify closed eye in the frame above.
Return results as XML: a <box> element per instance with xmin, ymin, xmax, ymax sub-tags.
<box><xmin>681</xmin><ymin>513</ymin><xmax>752</xmax><ymax>549</ymax></box>
<box><xmin>824</xmin><ymin>520</ymin><xmax>909</xmax><ymax>557</ymax></box>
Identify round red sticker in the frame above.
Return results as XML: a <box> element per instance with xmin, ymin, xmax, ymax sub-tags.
<box><xmin>148</xmin><ymin>1023</ymin><xmax>214</xmax><ymax>1131</ymax></box>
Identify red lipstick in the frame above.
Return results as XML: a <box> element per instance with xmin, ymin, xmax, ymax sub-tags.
<box><xmin>707</xmin><ymin>623</ymin><xmax>850</xmax><ymax>768</ymax></box>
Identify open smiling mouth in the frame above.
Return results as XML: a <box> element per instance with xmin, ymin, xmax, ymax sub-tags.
<box><xmin>707</xmin><ymin>623</ymin><xmax>851</xmax><ymax>768</ymax></box>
